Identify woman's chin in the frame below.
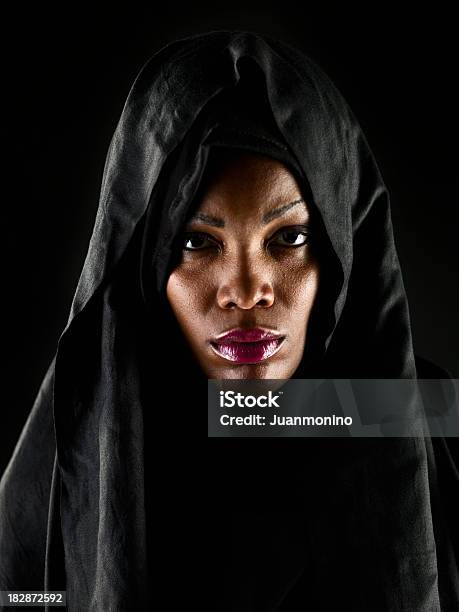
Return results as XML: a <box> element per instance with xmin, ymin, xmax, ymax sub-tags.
<box><xmin>209</xmin><ymin>367</ymin><xmax>289</xmax><ymax>395</ymax></box>
<box><xmin>207</xmin><ymin>360</ymin><xmax>293</xmax><ymax>383</ymax></box>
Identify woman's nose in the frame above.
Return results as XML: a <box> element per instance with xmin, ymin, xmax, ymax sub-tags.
<box><xmin>216</xmin><ymin>255</ymin><xmax>275</xmax><ymax>310</ymax></box>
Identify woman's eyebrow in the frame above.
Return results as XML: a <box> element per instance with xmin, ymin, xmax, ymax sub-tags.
<box><xmin>188</xmin><ymin>198</ymin><xmax>306</xmax><ymax>228</ymax></box>
<box><xmin>262</xmin><ymin>198</ymin><xmax>305</xmax><ymax>224</ymax></box>
<box><xmin>188</xmin><ymin>212</ymin><xmax>225</xmax><ymax>227</ymax></box>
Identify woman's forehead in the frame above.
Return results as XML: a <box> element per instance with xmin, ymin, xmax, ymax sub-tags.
<box><xmin>190</xmin><ymin>150</ymin><xmax>306</xmax><ymax>221</ymax></box>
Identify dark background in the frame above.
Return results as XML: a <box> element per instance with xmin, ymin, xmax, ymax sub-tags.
<box><xmin>3</xmin><ymin>4</ymin><xmax>458</xmax><ymax>473</ymax></box>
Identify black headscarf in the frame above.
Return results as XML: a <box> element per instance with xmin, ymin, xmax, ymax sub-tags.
<box><xmin>1</xmin><ymin>30</ymin><xmax>458</xmax><ymax>611</ymax></box>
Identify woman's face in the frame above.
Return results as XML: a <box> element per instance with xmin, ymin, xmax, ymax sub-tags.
<box><xmin>166</xmin><ymin>151</ymin><xmax>319</xmax><ymax>379</ymax></box>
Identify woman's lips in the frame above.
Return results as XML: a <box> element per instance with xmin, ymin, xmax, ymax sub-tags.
<box><xmin>210</xmin><ymin>328</ymin><xmax>285</xmax><ymax>364</ymax></box>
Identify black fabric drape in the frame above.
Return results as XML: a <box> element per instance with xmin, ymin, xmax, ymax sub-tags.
<box><xmin>1</xmin><ymin>30</ymin><xmax>458</xmax><ymax>610</ymax></box>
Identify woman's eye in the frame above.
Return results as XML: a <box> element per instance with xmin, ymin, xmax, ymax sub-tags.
<box><xmin>183</xmin><ymin>232</ymin><xmax>216</xmax><ymax>251</ymax></box>
<box><xmin>270</xmin><ymin>227</ymin><xmax>310</xmax><ymax>247</ymax></box>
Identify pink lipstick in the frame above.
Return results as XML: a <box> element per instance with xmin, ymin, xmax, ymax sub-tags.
<box><xmin>210</xmin><ymin>328</ymin><xmax>285</xmax><ymax>364</ymax></box>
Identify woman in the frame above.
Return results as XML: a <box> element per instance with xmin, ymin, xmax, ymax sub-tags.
<box><xmin>1</xmin><ymin>30</ymin><xmax>458</xmax><ymax>610</ymax></box>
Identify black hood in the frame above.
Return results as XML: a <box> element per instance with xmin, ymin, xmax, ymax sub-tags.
<box><xmin>59</xmin><ymin>29</ymin><xmax>415</xmax><ymax>380</ymax></box>
<box><xmin>2</xmin><ymin>30</ymin><xmax>458</xmax><ymax>612</ymax></box>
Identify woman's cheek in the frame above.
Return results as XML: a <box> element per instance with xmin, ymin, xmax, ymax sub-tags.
<box><xmin>167</xmin><ymin>262</ymin><xmax>213</xmax><ymax>316</ymax></box>
<box><xmin>274</xmin><ymin>257</ymin><xmax>319</xmax><ymax>307</ymax></box>
<box><xmin>296</xmin><ymin>263</ymin><xmax>320</xmax><ymax>315</ymax></box>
